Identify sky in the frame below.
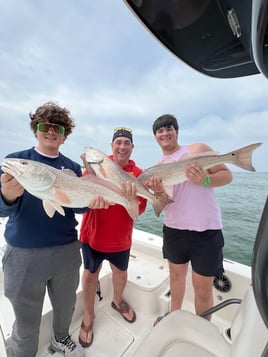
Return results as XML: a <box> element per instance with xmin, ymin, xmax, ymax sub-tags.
<box><xmin>0</xmin><ymin>0</ymin><xmax>267</xmax><ymax>173</ymax></box>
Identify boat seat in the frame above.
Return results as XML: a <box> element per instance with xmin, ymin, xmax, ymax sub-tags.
<box><xmin>133</xmin><ymin>286</ymin><xmax>267</xmax><ymax>357</ymax></box>
<box><xmin>134</xmin><ymin>196</ymin><xmax>268</xmax><ymax>357</ymax></box>
<box><xmin>134</xmin><ymin>309</ymin><xmax>229</xmax><ymax>357</ymax></box>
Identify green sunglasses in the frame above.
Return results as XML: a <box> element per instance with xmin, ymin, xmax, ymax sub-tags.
<box><xmin>37</xmin><ymin>122</ymin><xmax>65</xmax><ymax>135</ymax></box>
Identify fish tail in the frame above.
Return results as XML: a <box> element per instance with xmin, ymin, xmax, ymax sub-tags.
<box><xmin>231</xmin><ymin>143</ymin><xmax>262</xmax><ymax>172</ymax></box>
<box><xmin>151</xmin><ymin>195</ymin><xmax>173</xmax><ymax>217</ymax></box>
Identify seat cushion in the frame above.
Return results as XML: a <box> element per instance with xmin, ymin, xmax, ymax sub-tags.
<box><xmin>133</xmin><ymin>310</ymin><xmax>230</xmax><ymax>357</ymax></box>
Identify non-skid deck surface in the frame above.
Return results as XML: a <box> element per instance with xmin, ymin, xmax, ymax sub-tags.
<box><xmin>40</xmin><ymin>304</ymin><xmax>157</xmax><ymax>357</ymax></box>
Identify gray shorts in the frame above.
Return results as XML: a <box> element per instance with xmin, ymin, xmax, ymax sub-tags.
<box><xmin>163</xmin><ymin>225</ymin><xmax>224</xmax><ymax>277</ymax></box>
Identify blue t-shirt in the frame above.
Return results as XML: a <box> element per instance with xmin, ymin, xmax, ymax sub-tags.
<box><xmin>0</xmin><ymin>147</ymin><xmax>89</xmax><ymax>248</ymax></box>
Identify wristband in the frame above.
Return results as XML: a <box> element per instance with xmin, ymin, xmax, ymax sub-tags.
<box><xmin>202</xmin><ymin>176</ymin><xmax>211</xmax><ymax>186</ymax></box>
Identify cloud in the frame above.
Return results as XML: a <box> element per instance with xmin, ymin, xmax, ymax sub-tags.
<box><xmin>0</xmin><ymin>0</ymin><xmax>267</xmax><ymax>173</ymax></box>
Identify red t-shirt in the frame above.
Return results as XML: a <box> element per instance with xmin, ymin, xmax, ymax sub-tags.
<box><xmin>80</xmin><ymin>157</ymin><xmax>147</xmax><ymax>252</ymax></box>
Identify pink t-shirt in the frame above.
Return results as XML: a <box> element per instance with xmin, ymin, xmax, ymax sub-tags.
<box><xmin>162</xmin><ymin>146</ymin><xmax>223</xmax><ymax>231</ymax></box>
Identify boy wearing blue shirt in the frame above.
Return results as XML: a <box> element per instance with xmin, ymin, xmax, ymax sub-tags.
<box><xmin>0</xmin><ymin>102</ymin><xmax>108</xmax><ymax>357</ymax></box>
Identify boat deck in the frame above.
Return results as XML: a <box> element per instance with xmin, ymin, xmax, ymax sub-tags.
<box><xmin>0</xmin><ymin>219</ymin><xmax>251</xmax><ymax>356</ymax></box>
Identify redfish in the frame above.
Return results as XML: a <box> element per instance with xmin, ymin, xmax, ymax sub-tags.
<box><xmin>138</xmin><ymin>143</ymin><xmax>262</xmax><ymax>187</ymax></box>
<box><xmin>84</xmin><ymin>146</ymin><xmax>173</xmax><ymax>217</ymax></box>
<box><xmin>1</xmin><ymin>158</ymin><xmax>139</xmax><ymax>219</ymax></box>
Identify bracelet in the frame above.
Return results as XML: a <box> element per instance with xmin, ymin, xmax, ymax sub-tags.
<box><xmin>202</xmin><ymin>176</ymin><xmax>211</xmax><ymax>186</ymax></box>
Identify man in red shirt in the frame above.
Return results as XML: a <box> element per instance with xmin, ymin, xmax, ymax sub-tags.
<box><xmin>79</xmin><ymin>128</ymin><xmax>147</xmax><ymax>348</ymax></box>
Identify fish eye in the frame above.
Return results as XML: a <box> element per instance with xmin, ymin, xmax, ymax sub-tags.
<box><xmin>20</xmin><ymin>160</ymin><xmax>28</xmax><ymax>165</ymax></box>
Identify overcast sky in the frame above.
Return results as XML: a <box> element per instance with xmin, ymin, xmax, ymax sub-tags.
<box><xmin>1</xmin><ymin>0</ymin><xmax>267</xmax><ymax>173</ymax></box>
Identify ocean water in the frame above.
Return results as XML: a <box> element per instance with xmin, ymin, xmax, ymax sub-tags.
<box><xmin>135</xmin><ymin>172</ymin><xmax>268</xmax><ymax>267</ymax></box>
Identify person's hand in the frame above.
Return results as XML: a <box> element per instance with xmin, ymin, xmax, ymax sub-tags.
<box><xmin>0</xmin><ymin>173</ymin><xmax>24</xmax><ymax>204</ymax></box>
<box><xmin>88</xmin><ymin>195</ymin><xmax>110</xmax><ymax>209</ymax></box>
<box><xmin>185</xmin><ymin>164</ymin><xmax>207</xmax><ymax>185</ymax></box>
<box><xmin>144</xmin><ymin>175</ymin><xmax>165</xmax><ymax>196</ymax></box>
<box><xmin>120</xmin><ymin>181</ymin><xmax>137</xmax><ymax>201</ymax></box>
<box><xmin>80</xmin><ymin>153</ymin><xmax>96</xmax><ymax>175</ymax></box>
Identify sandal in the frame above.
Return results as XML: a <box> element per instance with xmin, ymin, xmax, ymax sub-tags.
<box><xmin>153</xmin><ymin>312</ymin><xmax>169</xmax><ymax>327</ymax></box>
<box><xmin>79</xmin><ymin>320</ymin><xmax>94</xmax><ymax>348</ymax></box>
<box><xmin>111</xmin><ymin>300</ymin><xmax>136</xmax><ymax>323</ymax></box>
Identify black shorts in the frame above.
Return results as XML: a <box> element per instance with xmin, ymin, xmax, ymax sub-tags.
<box><xmin>163</xmin><ymin>225</ymin><xmax>224</xmax><ymax>277</ymax></box>
<box><xmin>81</xmin><ymin>243</ymin><xmax>130</xmax><ymax>273</ymax></box>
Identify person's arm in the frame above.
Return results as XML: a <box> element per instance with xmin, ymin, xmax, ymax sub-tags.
<box><xmin>184</xmin><ymin>163</ymin><xmax>232</xmax><ymax>187</ymax></box>
<box><xmin>0</xmin><ymin>172</ymin><xmax>24</xmax><ymax>217</ymax></box>
<box><xmin>80</xmin><ymin>153</ymin><xmax>96</xmax><ymax>175</ymax></box>
<box><xmin>207</xmin><ymin>164</ymin><xmax>233</xmax><ymax>187</ymax></box>
<box><xmin>1</xmin><ymin>173</ymin><xmax>24</xmax><ymax>204</ymax></box>
<box><xmin>184</xmin><ymin>142</ymin><xmax>233</xmax><ymax>187</ymax></box>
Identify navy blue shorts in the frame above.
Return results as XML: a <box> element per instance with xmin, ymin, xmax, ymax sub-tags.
<box><xmin>81</xmin><ymin>243</ymin><xmax>130</xmax><ymax>273</ymax></box>
<box><xmin>163</xmin><ymin>225</ymin><xmax>224</xmax><ymax>277</ymax></box>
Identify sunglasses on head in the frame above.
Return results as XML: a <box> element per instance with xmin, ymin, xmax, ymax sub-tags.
<box><xmin>37</xmin><ymin>122</ymin><xmax>65</xmax><ymax>135</ymax></box>
<box><xmin>113</xmin><ymin>127</ymin><xmax>132</xmax><ymax>133</ymax></box>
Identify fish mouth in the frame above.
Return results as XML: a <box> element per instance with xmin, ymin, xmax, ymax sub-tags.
<box><xmin>1</xmin><ymin>161</ymin><xmax>22</xmax><ymax>177</ymax></box>
<box><xmin>86</xmin><ymin>158</ymin><xmax>104</xmax><ymax>164</ymax></box>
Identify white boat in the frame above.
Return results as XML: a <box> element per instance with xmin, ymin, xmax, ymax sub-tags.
<box><xmin>0</xmin><ymin>196</ymin><xmax>267</xmax><ymax>356</ymax></box>
<box><xmin>1</xmin><ymin>1</ymin><xmax>268</xmax><ymax>355</ymax></box>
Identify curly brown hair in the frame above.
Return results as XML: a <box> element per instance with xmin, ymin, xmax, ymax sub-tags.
<box><xmin>29</xmin><ymin>101</ymin><xmax>75</xmax><ymax>138</ymax></box>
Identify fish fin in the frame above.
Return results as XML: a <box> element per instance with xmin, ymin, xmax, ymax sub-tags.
<box><xmin>126</xmin><ymin>198</ymin><xmax>140</xmax><ymax>221</ymax></box>
<box><xmin>164</xmin><ymin>186</ymin><xmax>174</xmax><ymax>198</ymax></box>
<box><xmin>54</xmin><ymin>187</ymin><xmax>72</xmax><ymax>204</ymax></box>
<box><xmin>151</xmin><ymin>193</ymin><xmax>173</xmax><ymax>217</ymax></box>
<box><xmin>229</xmin><ymin>142</ymin><xmax>262</xmax><ymax>171</ymax></box>
<box><xmin>42</xmin><ymin>200</ymin><xmax>65</xmax><ymax>218</ymax></box>
<box><xmin>91</xmin><ymin>163</ymin><xmax>108</xmax><ymax>179</ymax></box>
